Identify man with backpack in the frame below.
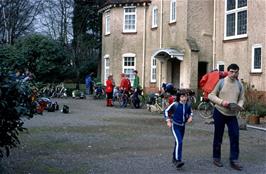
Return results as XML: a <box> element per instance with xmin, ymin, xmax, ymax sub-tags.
<box><xmin>208</xmin><ymin>63</ymin><xmax>244</xmax><ymax>171</ymax></box>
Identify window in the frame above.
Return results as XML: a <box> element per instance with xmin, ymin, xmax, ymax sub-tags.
<box><xmin>123</xmin><ymin>53</ymin><xmax>136</xmax><ymax>83</ymax></box>
<box><xmin>152</xmin><ymin>6</ymin><xmax>158</xmax><ymax>28</ymax></box>
<box><xmin>216</xmin><ymin>61</ymin><xmax>225</xmax><ymax>71</ymax></box>
<box><xmin>225</xmin><ymin>0</ymin><xmax>247</xmax><ymax>40</ymax></box>
<box><xmin>123</xmin><ymin>7</ymin><xmax>136</xmax><ymax>32</ymax></box>
<box><xmin>251</xmin><ymin>44</ymin><xmax>262</xmax><ymax>73</ymax></box>
<box><xmin>104</xmin><ymin>56</ymin><xmax>110</xmax><ymax>81</ymax></box>
<box><xmin>170</xmin><ymin>0</ymin><xmax>176</xmax><ymax>23</ymax></box>
<box><xmin>151</xmin><ymin>56</ymin><xmax>157</xmax><ymax>82</ymax></box>
<box><xmin>105</xmin><ymin>12</ymin><xmax>110</xmax><ymax>35</ymax></box>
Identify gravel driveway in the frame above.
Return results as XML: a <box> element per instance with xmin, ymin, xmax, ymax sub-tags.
<box><xmin>0</xmin><ymin>97</ymin><xmax>265</xmax><ymax>174</ymax></box>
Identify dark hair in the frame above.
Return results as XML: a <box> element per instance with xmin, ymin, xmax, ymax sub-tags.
<box><xmin>227</xmin><ymin>63</ymin><xmax>239</xmax><ymax>71</ymax></box>
<box><xmin>134</xmin><ymin>70</ymin><xmax>138</xmax><ymax>73</ymax></box>
<box><xmin>176</xmin><ymin>91</ymin><xmax>187</xmax><ymax>102</ymax></box>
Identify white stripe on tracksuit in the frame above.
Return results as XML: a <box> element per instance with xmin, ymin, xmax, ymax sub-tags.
<box><xmin>171</xmin><ymin>123</ymin><xmax>179</xmax><ymax>160</ymax></box>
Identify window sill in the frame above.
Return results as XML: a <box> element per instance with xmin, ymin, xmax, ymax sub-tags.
<box><xmin>151</xmin><ymin>26</ymin><xmax>158</xmax><ymax>30</ymax></box>
<box><xmin>122</xmin><ymin>31</ymin><xmax>137</xmax><ymax>34</ymax></box>
<box><xmin>223</xmin><ymin>36</ymin><xmax>248</xmax><ymax>42</ymax></box>
<box><xmin>104</xmin><ymin>33</ymin><xmax>111</xmax><ymax>36</ymax></box>
<box><xmin>168</xmin><ymin>21</ymin><xmax>176</xmax><ymax>25</ymax></box>
<box><xmin>250</xmin><ymin>71</ymin><xmax>263</xmax><ymax>75</ymax></box>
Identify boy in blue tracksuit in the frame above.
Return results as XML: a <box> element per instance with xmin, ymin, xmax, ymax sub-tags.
<box><xmin>164</xmin><ymin>91</ymin><xmax>193</xmax><ymax>168</ymax></box>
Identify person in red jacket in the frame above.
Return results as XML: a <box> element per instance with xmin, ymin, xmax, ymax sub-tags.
<box><xmin>120</xmin><ymin>73</ymin><xmax>131</xmax><ymax>92</ymax></box>
<box><xmin>105</xmin><ymin>74</ymin><xmax>115</xmax><ymax>106</ymax></box>
<box><xmin>119</xmin><ymin>73</ymin><xmax>131</xmax><ymax>107</ymax></box>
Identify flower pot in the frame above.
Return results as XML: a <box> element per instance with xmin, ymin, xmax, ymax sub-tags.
<box><xmin>247</xmin><ymin>115</ymin><xmax>260</xmax><ymax>124</ymax></box>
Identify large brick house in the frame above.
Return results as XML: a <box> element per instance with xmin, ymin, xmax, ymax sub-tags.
<box><xmin>100</xmin><ymin>0</ymin><xmax>265</xmax><ymax>94</ymax></box>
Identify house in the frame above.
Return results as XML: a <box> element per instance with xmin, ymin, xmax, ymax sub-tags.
<box><xmin>100</xmin><ymin>0</ymin><xmax>266</xmax><ymax>96</ymax></box>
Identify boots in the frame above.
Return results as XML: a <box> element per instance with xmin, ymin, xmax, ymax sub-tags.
<box><xmin>108</xmin><ymin>99</ymin><xmax>113</xmax><ymax>106</ymax></box>
<box><xmin>106</xmin><ymin>99</ymin><xmax>113</xmax><ymax>107</ymax></box>
<box><xmin>106</xmin><ymin>99</ymin><xmax>109</xmax><ymax>106</ymax></box>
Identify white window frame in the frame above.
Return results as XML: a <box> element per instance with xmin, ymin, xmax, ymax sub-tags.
<box><xmin>251</xmin><ymin>44</ymin><xmax>262</xmax><ymax>73</ymax></box>
<box><xmin>122</xmin><ymin>53</ymin><xmax>136</xmax><ymax>83</ymax></box>
<box><xmin>105</xmin><ymin>12</ymin><xmax>110</xmax><ymax>35</ymax></box>
<box><xmin>170</xmin><ymin>0</ymin><xmax>176</xmax><ymax>23</ymax></box>
<box><xmin>151</xmin><ymin>56</ymin><xmax>157</xmax><ymax>82</ymax></box>
<box><xmin>123</xmin><ymin>7</ymin><xmax>136</xmax><ymax>33</ymax></box>
<box><xmin>224</xmin><ymin>0</ymin><xmax>247</xmax><ymax>40</ymax></box>
<box><xmin>152</xmin><ymin>6</ymin><xmax>158</xmax><ymax>28</ymax></box>
<box><xmin>104</xmin><ymin>55</ymin><xmax>110</xmax><ymax>81</ymax></box>
<box><xmin>216</xmin><ymin>61</ymin><xmax>225</xmax><ymax>71</ymax></box>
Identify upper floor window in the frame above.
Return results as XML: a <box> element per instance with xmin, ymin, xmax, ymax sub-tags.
<box><xmin>123</xmin><ymin>7</ymin><xmax>136</xmax><ymax>33</ymax></box>
<box><xmin>152</xmin><ymin>6</ymin><xmax>158</xmax><ymax>28</ymax></box>
<box><xmin>225</xmin><ymin>0</ymin><xmax>247</xmax><ymax>40</ymax></box>
<box><xmin>105</xmin><ymin>13</ymin><xmax>110</xmax><ymax>35</ymax></box>
<box><xmin>251</xmin><ymin>44</ymin><xmax>262</xmax><ymax>73</ymax></box>
<box><xmin>170</xmin><ymin>0</ymin><xmax>176</xmax><ymax>23</ymax></box>
<box><xmin>104</xmin><ymin>55</ymin><xmax>110</xmax><ymax>81</ymax></box>
<box><xmin>122</xmin><ymin>53</ymin><xmax>136</xmax><ymax>83</ymax></box>
<box><xmin>151</xmin><ymin>56</ymin><xmax>157</xmax><ymax>82</ymax></box>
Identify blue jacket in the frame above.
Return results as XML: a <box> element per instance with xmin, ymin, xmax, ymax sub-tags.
<box><xmin>164</xmin><ymin>102</ymin><xmax>192</xmax><ymax>126</ymax></box>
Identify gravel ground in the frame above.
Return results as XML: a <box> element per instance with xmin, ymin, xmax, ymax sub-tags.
<box><xmin>0</xmin><ymin>96</ymin><xmax>266</xmax><ymax>174</ymax></box>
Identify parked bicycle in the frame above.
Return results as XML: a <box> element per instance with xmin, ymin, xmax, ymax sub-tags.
<box><xmin>114</xmin><ymin>88</ymin><xmax>145</xmax><ymax>108</ymax></box>
<box><xmin>147</xmin><ymin>93</ymin><xmax>169</xmax><ymax>113</ymax></box>
<box><xmin>197</xmin><ymin>96</ymin><xmax>214</xmax><ymax>119</ymax></box>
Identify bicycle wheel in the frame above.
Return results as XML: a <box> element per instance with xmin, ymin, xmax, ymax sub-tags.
<box><xmin>197</xmin><ymin>101</ymin><xmax>214</xmax><ymax>119</ymax></box>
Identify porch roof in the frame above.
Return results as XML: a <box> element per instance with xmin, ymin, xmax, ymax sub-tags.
<box><xmin>152</xmin><ymin>48</ymin><xmax>184</xmax><ymax>61</ymax></box>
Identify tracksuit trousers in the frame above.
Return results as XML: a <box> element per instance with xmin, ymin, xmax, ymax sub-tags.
<box><xmin>172</xmin><ymin>123</ymin><xmax>185</xmax><ymax>161</ymax></box>
<box><xmin>213</xmin><ymin>108</ymin><xmax>239</xmax><ymax>161</ymax></box>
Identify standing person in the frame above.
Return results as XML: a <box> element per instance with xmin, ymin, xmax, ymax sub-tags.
<box><xmin>85</xmin><ymin>73</ymin><xmax>92</xmax><ymax>95</ymax></box>
<box><xmin>119</xmin><ymin>73</ymin><xmax>131</xmax><ymax>107</ymax></box>
<box><xmin>105</xmin><ymin>74</ymin><xmax>114</xmax><ymax>106</ymax></box>
<box><xmin>208</xmin><ymin>63</ymin><xmax>244</xmax><ymax>171</ymax></box>
<box><xmin>132</xmin><ymin>70</ymin><xmax>140</xmax><ymax>108</ymax></box>
<box><xmin>164</xmin><ymin>91</ymin><xmax>193</xmax><ymax>169</ymax></box>
<box><xmin>85</xmin><ymin>72</ymin><xmax>95</xmax><ymax>95</ymax></box>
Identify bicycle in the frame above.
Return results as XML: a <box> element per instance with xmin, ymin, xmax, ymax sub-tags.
<box><xmin>129</xmin><ymin>89</ymin><xmax>146</xmax><ymax>109</ymax></box>
<box><xmin>197</xmin><ymin>97</ymin><xmax>214</xmax><ymax>119</ymax></box>
<box><xmin>147</xmin><ymin>93</ymin><xmax>168</xmax><ymax>113</ymax></box>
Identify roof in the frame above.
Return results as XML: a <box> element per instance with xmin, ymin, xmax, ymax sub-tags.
<box><xmin>152</xmin><ymin>48</ymin><xmax>184</xmax><ymax>61</ymax></box>
<box><xmin>99</xmin><ymin>0</ymin><xmax>151</xmax><ymax>12</ymax></box>
<box><xmin>104</xmin><ymin>0</ymin><xmax>151</xmax><ymax>5</ymax></box>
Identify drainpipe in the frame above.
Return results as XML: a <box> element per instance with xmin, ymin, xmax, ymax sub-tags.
<box><xmin>212</xmin><ymin>0</ymin><xmax>216</xmax><ymax>70</ymax></box>
<box><xmin>142</xmin><ymin>3</ymin><xmax>147</xmax><ymax>89</ymax></box>
<box><xmin>160</xmin><ymin>0</ymin><xmax>163</xmax><ymax>49</ymax></box>
<box><xmin>159</xmin><ymin>0</ymin><xmax>163</xmax><ymax>88</ymax></box>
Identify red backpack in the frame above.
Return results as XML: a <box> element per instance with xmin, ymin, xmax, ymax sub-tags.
<box><xmin>199</xmin><ymin>70</ymin><xmax>228</xmax><ymax>99</ymax></box>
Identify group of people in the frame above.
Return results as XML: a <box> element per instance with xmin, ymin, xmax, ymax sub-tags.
<box><xmin>164</xmin><ymin>63</ymin><xmax>244</xmax><ymax>171</ymax></box>
<box><xmin>105</xmin><ymin>70</ymin><xmax>141</xmax><ymax>107</ymax></box>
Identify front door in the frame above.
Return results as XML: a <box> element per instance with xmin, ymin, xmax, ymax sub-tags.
<box><xmin>168</xmin><ymin>58</ymin><xmax>180</xmax><ymax>88</ymax></box>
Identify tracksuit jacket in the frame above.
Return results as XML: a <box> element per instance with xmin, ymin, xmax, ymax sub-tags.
<box><xmin>164</xmin><ymin>102</ymin><xmax>192</xmax><ymax>126</ymax></box>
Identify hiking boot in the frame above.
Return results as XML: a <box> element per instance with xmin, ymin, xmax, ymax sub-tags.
<box><xmin>230</xmin><ymin>161</ymin><xmax>243</xmax><ymax>171</ymax></box>
<box><xmin>213</xmin><ymin>159</ymin><xmax>223</xmax><ymax>167</ymax></box>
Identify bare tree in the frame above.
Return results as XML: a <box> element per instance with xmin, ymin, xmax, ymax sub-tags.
<box><xmin>38</xmin><ymin>0</ymin><xmax>73</xmax><ymax>45</ymax></box>
<box><xmin>0</xmin><ymin>0</ymin><xmax>42</xmax><ymax>44</ymax></box>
